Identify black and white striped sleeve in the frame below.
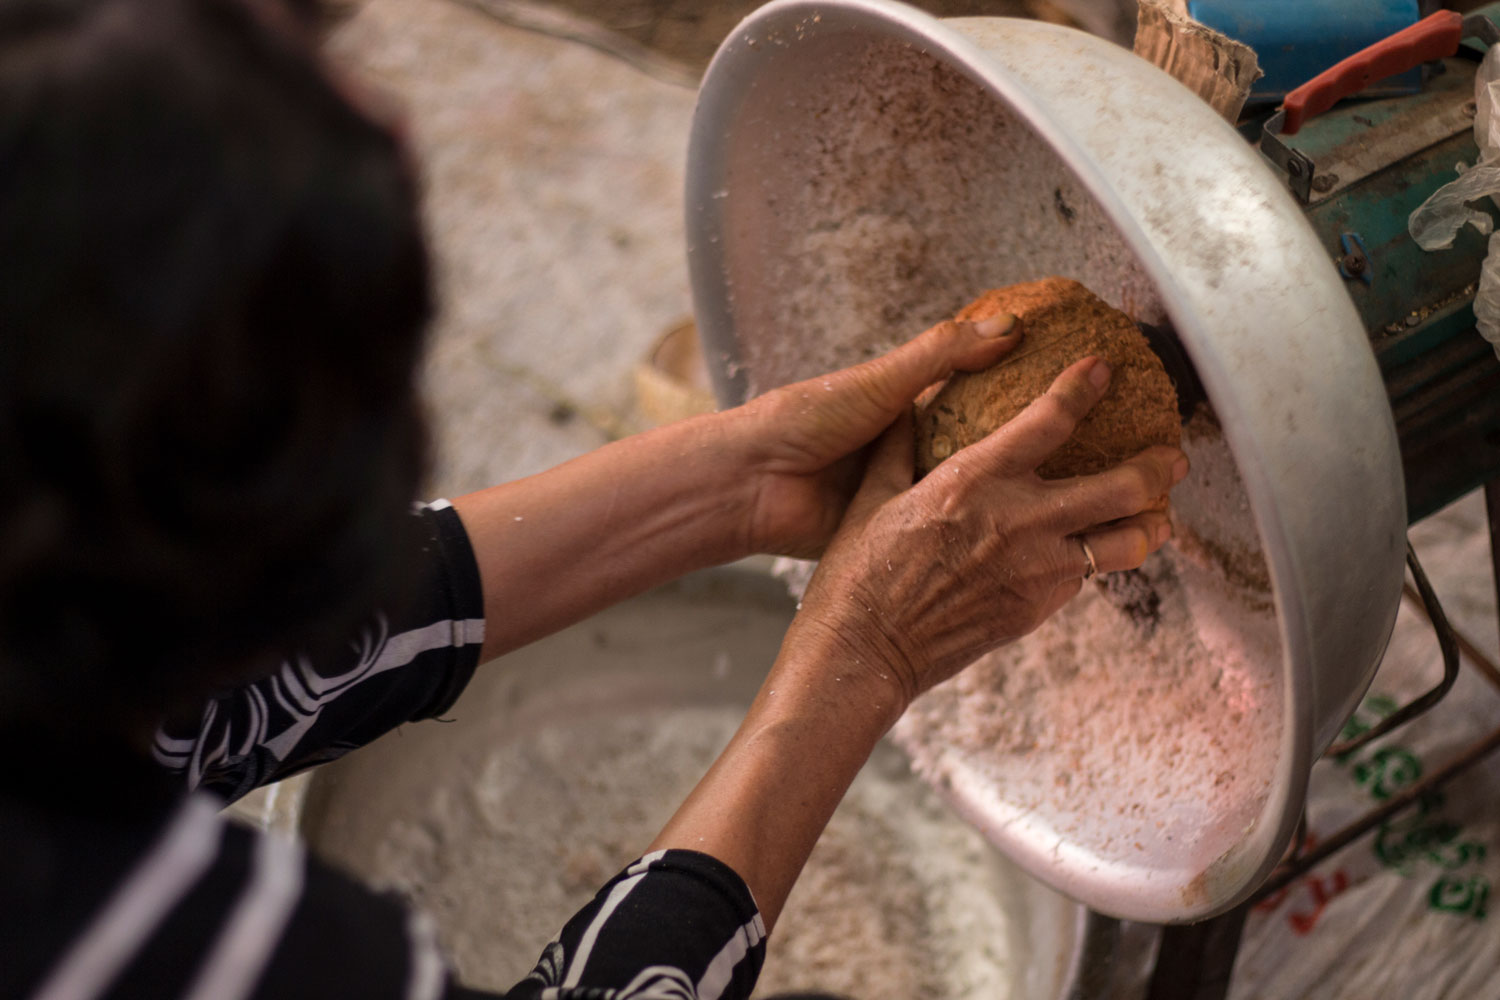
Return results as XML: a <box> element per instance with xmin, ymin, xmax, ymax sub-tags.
<box><xmin>149</xmin><ymin>500</ymin><xmax>486</xmax><ymax>803</ymax></box>
<box><xmin>274</xmin><ymin>846</ymin><xmax>767</xmax><ymax>1000</ymax></box>
<box><xmin>18</xmin><ymin>792</ymin><xmax>764</xmax><ymax>1000</ymax></box>
<box><xmin>17</xmin><ymin>792</ymin><xmax>467</xmax><ymax>1000</ymax></box>
<box><xmin>503</xmin><ymin>849</ymin><xmax>765</xmax><ymax>1000</ymax></box>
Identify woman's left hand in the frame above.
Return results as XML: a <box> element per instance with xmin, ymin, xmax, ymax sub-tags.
<box><xmin>725</xmin><ymin>313</ymin><xmax>1022</xmax><ymax>558</ymax></box>
<box><xmin>452</xmin><ymin>311</ymin><xmax>1018</xmax><ymax>663</ymax></box>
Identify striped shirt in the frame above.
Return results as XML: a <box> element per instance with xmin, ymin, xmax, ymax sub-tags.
<box><xmin>3</xmin><ymin>502</ymin><xmax>764</xmax><ymax>1000</ymax></box>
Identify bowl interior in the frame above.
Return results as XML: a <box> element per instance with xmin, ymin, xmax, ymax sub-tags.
<box><xmin>686</xmin><ymin>0</ymin><xmax>1322</xmax><ymax>921</ymax></box>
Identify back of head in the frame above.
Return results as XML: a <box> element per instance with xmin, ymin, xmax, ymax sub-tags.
<box><xmin>0</xmin><ymin>0</ymin><xmax>433</xmax><ymax>746</ymax></box>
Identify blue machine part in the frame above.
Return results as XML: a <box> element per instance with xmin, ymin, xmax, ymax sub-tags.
<box><xmin>1189</xmin><ymin>0</ymin><xmax>1421</xmax><ymax>103</ymax></box>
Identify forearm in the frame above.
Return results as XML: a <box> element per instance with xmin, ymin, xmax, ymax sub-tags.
<box><xmin>648</xmin><ymin>626</ymin><xmax>905</xmax><ymax>930</ymax></box>
<box><xmin>451</xmin><ymin>412</ymin><xmax>754</xmax><ymax>663</ymax></box>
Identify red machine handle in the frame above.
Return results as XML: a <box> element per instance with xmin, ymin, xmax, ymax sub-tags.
<box><xmin>1281</xmin><ymin>9</ymin><xmax>1464</xmax><ymax>135</ymax></box>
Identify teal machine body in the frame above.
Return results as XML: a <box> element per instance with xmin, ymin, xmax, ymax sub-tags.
<box><xmin>1249</xmin><ymin>7</ymin><xmax>1500</xmax><ymax>522</ymax></box>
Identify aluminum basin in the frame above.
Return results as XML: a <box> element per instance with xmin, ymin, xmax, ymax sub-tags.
<box><xmin>300</xmin><ymin>569</ymin><xmax>1092</xmax><ymax>998</ymax></box>
<box><xmin>685</xmin><ymin>0</ymin><xmax>1407</xmax><ymax>921</ymax></box>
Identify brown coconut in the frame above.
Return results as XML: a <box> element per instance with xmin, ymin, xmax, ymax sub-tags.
<box><xmin>915</xmin><ymin>277</ymin><xmax>1180</xmax><ymax>479</ymax></box>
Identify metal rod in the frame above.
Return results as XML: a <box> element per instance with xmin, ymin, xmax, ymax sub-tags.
<box><xmin>1488</xmin><ymin>481</ymin><xmax>1500</xmax><ymax>659</ymax></box>
<box><xmin>1284</xmin><ymin>808</ymin><xmax>1308</xmax><ymax>863</ymax></box>
<box><xmin>1402</xmin><ymin>580</ymin><xmax>1500</xmax><ymax>694</ymax></box>
<box><xmin>1255</xmin><ymin>720</ymin><xmax>1500</xmax><ymax>900</ymax></box>
<box><xmin>1325</xmin><ymin>543</ymin><xmax>1462</xmax><ymax>756</ymax></box>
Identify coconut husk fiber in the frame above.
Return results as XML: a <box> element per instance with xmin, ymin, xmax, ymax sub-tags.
<box><xmin>915</xmin><ymin>277</ymin><xmax>1180</xmax><ymax>479</ymax></box>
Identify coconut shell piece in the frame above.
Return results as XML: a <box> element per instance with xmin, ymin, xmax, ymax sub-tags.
<box><xmin>915</xmin><ymin>277</ymin><xmax>1180</xmax><ymax>479</ymax></box>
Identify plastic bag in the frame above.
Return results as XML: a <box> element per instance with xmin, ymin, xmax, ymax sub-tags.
<box><xmin>1230</xmin><ymin>494</ymin><xmax>1500</xmax><ymax>1000</ymax></box>
<box><xmin>1409</xmin><ymin>47</ymin><xmax>1500</xmax><ymax>359</ymax></box>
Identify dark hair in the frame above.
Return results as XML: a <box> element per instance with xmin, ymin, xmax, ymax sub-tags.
<box><xmin>0</xmin><ymin>0</ymin><xmax>432</xmax><ymax>741</ymax></box>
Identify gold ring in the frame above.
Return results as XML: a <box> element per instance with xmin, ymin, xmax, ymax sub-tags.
<box><xmin>1078</xmin><ymin>537</ymin><xmax>1098</xmax><ymax>580</ymax></box>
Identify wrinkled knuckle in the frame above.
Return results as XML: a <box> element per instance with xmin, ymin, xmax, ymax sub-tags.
<box><xmin>1119</xmin><ymin>466</ymin><xmax>1154</xmax><ymax>511</ymax></box>
<box><xmin>855</xmin><ymin>377</ymin><xmax>898</xmax><ymax>415</ymax></box>
<box><xmin>988</xmin><ymin>456</ymin><xmax>1026</xmax><ymax>484</ymax></box>
<box><xmin>1141</xmin><ymin>452</ymin><xmax>1175</xmax><ymax>494</ymax></box>
<box><xmin>932</xmin><ymin>489</ymin><xmax>964</xmax><ymax>523</ymax></box>
<box><xmin>841</xmin><ymin>355</ymin><xmax>892</xmax><ymax>401</ymax></box>
<box><xmin>758</xmin><ymin>386</ymin><xmax>799</xmax><ymax>423</ymax></box>
<box><xmin>930</xmin><ymin>318</ymin><xmax>964</xmax><ymax>346</ymax></box>
<box><xmin>929</xmin><ymin>460</ymin><xmax>976</xmax><ymax>500</ymax></box>
<box><xmin>1016</xmin><ymin>550</ymin><xmax>1064</xmax><ymax>595</ymax></box>
<box><xmin>1049</xmin><ymin>547</ymin><xmax>1079</xmax><ymax>585</ymax></box>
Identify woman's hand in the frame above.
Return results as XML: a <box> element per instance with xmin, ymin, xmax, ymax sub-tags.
<box><xmin>791</xmin><ymin>355</ymin><xmax>1189</xmax><ymax>713</ymax></box>
<box><xmin>650</xmin><ymin>357</ymin><xmax>1187</xmax><ymax>930</ymax></box>
<box><xmin>450</xmin><ymin>316</ymin><xmax>1017</xmax><ymax>664</ymax></box>
<box><xmin>725</xmin><ymin>313</ymin><xmax>1023</xmax><ymax>559</ymax></box>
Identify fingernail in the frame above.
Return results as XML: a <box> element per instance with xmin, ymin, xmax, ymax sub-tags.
<box><xmin>1172</xmin><ymin>456</ymin><xmax>1189</xmax><ymax>483</ymax></box>
<box><xmin>973</xmin><ymin>313</ymin><xmax>1016</xmax><ymax>338</ymax></box>
<box><xmin>1088</xmin><ymin>358</ymin><xmax>1111</xmax><ymax>389</ymax></box>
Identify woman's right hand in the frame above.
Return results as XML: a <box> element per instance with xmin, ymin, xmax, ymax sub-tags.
<box><xmin>789</xmin><ymin>355</ymin><xmax>1189</xmax><ymax>715</ymax></box>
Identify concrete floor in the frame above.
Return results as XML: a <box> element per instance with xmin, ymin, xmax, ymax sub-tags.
<box><xmin>316</xmin><ymin>0</ymin><xmax>1135</xmax><ymax>494</ymax></box>
<box><xmin>435</xmin><ymin>0</ymin><xmax>1133</xmax><ymax>86</ymax></box>
<box><xmin>327</xmin><ymin>0</ymin><xmax>701</xmax><ymax>496</ymax></box>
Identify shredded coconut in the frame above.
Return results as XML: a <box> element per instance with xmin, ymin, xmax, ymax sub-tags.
<box><xmin>722</xmin><ymin>39</ymin><xmax>1165</xmax><ymax>399</ymax></box>
<box><xmin>893</xmin><ymin>543</ymin><xmax>1282</xmax><ymax>877</ymax></box>
<box><xmin>360</xmin><ymin>706</ymin><xmax>1052</xmax><ymax>999</ymax></box>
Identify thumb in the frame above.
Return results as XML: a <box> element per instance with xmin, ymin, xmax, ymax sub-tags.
<box><xmin>842</xmin><ymin>411</ymin><xmax>916</xmax><ymax>529</ymax></box>
<box><xmin>819</xmin><ymin>314</ymin><xmax>1022</xmax><ymax>434</ymax></box>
